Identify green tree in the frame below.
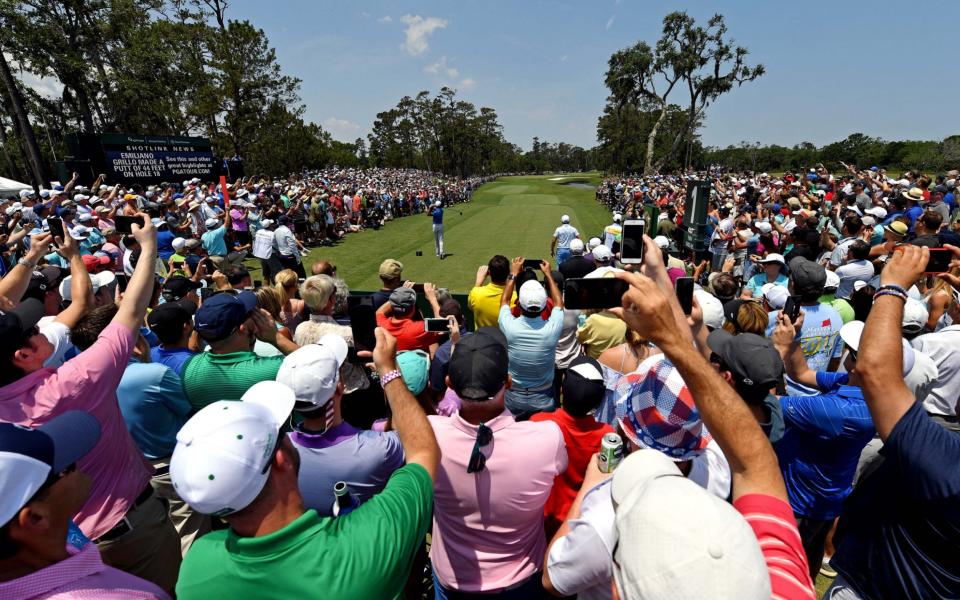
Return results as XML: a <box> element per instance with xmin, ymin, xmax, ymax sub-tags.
<box><xmin>602</xmin><ymin>11</ymin><xmax>763</xmax><ymax>174</ymax></box>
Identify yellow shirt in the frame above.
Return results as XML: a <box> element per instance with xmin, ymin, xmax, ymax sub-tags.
<box><xmin>468</xmin><ymin>283</ymin><xmax>516</xmax><ymax>329</ymax></box>
<box><xmin>577</xmin><ymin>311</ymin><xmax>627</xmax><ymax>359</ymax></box>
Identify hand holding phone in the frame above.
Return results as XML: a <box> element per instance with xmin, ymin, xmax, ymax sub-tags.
<box><xmin>47</xmin><ymin>217</ymin><xmax>65</xmax><ymax>242</ymax></box>
<box><xmin>563</xmin><ymin>277</ymin><xmax>630</xmax><ymax>310</ymax></box>
<box><xmin>675</xmin><ymin>277</ymin><xmax>694</xmax><ymax>315</ymax></box>
<box><xmin>424</xmin><ymin>318</ymin><xmax>449</xmax><ymax>332</ymax></box>
<box><xmin>115</xmin><ymin>215</ymin><xmax>144</xmax><ymax>234</ymax></box>
<box><xmin>620</xmin><ymin>220</ymin><xmax>645</xmax><ymax>264</ymax></box>
<box><xmin>522</xmin><ymin>258</ymin><xmax>543</xmax><ymax>271</ymax></box>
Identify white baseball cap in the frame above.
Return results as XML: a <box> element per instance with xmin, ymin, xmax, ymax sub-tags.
<box><xmin>204</xmin><ymin>218</ymin><xmax>219</xmax><ymax>229</ymax></box>
<box><xmin>761</xmin><ymin>283</ymin><xmax>789</xmax><ymax>310</ymax></box>
<box><xmin>561</xmin><ymin>214</ymin><xmax>570</xmax><ymax>223</ymax></box>
<box><xmin>59</xmin><ymin>272</ymin><xmax>117</xmax><ymax>302</ymax></box>
<box><xmin>758</xmin><ymin>253</ymin><xmax>785</xmax><ymax>266</ymax></box>
<box><xmin>613</xmin><ymin>213</ymin><xmax>622</xmax><ymax>222</ymax></box>
<box><xmin>434</xmin><ymin>200</ymin><xmax>441</xmax><ymax>207</ymax></box>
<box><xmin>840</xmin><ymin>320</ymin><xmax>915</xmax><ymax>375</ymax></box>
<box><xmin>172</xmin><ymin>237</ymin><xmax>186</xmax><ymax>251</ymax></box>
<box><xmin>587</xmin><ymin>237</ymin><xmax>602</xmax><ymax>250</ymax></box>
<box><xmin>276</xmin><ymin>335</ymin><xmax>348</xmax><ymax>412</ymax></box>
<box><xmin>518</xmin><ymin>280</ymin><xmax>547</xmax><ymax>313</ymax></box>
<box><xmin>69</xmin><ymin>225</ymin><xmax>90</xmax><ymax>240</ymax></box>
<box><xmin>611</xmin><ymin>450</ymin><xmax>770</xmax><ymax>599</ymax></box>
<box><xmin>865</xmin><ymin>206</ymin><xmax>887</xmax><ymax>219</ymax></box>
<box><xmin>754</xmin><ymin>221</ymin><xmax>772</xmax><ymax>234</ymax></box>
<box><xmin>260</xmin><ymin>219</ymin><xmax>275</xmax><ymax>228</ymax></box>
<box><xmin>570</xmin><ymin>238</ymin><xmax>585</xmax><ymax>255</ymax></box>
<box><xmin>824</xmin><ymin>270</ymin><xmax>841</xmax><ymax>290</ymax></box>
<box><xmin>902</xmin><ymin>298</ymin><xmax>929</xmax><ymax>334</ymax></box>
<box><xmin>170</xmin><ymin>381</ymin><xmax>296</xmax><ymax>516</ymax></box>
<box><xmin>693</xmin><ymin>290</ymin><xmax>723</xmax><ymax>330</ymax></box>
<box><xmin>592</xmin><ymin>245</ymin><xmax>613</xmax><ymax>263</ymax></box>
<box><xmin>653</xmin><ymin>235</ymin><xmax>670</xmax><ymax>249</ymax></box>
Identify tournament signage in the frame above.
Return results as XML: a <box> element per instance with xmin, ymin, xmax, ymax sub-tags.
<box><xmin>101</xmin><ymin>134</ymin><xmax>215</xmax><ymax>183</ymax></box>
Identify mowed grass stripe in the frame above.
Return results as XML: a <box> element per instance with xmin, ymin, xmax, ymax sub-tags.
<box><xmin>250</xmin><ymin>173</ymin><xmax>611</xmax><ymax>293</ymax></box>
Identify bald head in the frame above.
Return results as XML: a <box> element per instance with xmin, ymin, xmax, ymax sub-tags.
<box><xmin>311</xmin><ymin>260</ymin><xmax>336</xmax><ymax>277</ymax></box>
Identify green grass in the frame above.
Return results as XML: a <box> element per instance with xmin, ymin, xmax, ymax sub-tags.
<box><xmin>251</xmin><ymin>172</ymin><xmax>612</xmax><ymax>293</ymax></box>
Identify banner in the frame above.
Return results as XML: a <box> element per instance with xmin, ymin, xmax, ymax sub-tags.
<box><xmin>101</xmin><ymin>134</ymin><xmax>215</xmax><ymax>184</ymax></box>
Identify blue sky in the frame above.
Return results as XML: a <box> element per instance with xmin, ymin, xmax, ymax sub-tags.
<box><xmin>233</xmin><ymin>0</ymin><xmax>960</xmax><ymax>151</ymax></box>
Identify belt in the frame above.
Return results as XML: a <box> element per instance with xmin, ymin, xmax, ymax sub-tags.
<box><xmin>94</xmin><ymin>484</ymin><xmax>154</xmax><ymax>543</ymax></box>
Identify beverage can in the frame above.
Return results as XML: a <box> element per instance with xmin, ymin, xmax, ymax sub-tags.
<box><xmin>598</xmin><ymin>432</ymin><xmax>623</xmax><ymax>473</ymax></box>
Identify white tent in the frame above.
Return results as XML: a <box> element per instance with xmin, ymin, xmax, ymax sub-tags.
<box><xmin>0</xmin><ymin>176</ymin><xmax>30</xmax><ymax>197</ymax></box>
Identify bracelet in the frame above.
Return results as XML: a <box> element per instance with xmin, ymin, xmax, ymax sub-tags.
<box><xmin>379</xmin><ymin>369</ymin><xmax>403</xmax><ymax>388</ymax></box>
<box><xmin>17</xmin><ymin>257</ymin><xmax>37</xmax><ymax>269</ymax></box>
<box><xmin>876</xmin><ymin>283</ymin><xmax>908</xmax><ymax>295</ymax></box>
<box><xmin>874</xmin><ymin>289</ymin><xmax>907</xmax><ymax>302</ymax></box>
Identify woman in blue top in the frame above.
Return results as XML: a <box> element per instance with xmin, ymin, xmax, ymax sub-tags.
<box><xmin>742</xmin><ymin>253</ymin><xmax>789</xmax><ymax>298</ymax></box>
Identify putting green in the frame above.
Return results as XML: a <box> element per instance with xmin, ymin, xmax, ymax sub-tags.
<box><xmin>250</xmin><ymin>173</ymin><xmax>612</xmax><ymax>293</ymax></box>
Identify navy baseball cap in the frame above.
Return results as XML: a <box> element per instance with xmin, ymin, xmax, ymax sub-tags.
<box><xmin>0</xmin><ymin>298</ymin><xmax>45</xmax><ymax>359</ymax></box>
<box><xmin>194</xmin><ymin>290</ymin><xmax>258</xmax><ymax>341</ymax></box>
<box><xmin>0</xmin><ymin>411</ymin><xmax>101</xmax><ymax>526</ymax></box>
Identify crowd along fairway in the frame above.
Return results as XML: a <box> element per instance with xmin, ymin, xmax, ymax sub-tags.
<box><xmin>248</xmin><ymin>173</ymin><xmax>613</xmax><ymax>293</ymax></box>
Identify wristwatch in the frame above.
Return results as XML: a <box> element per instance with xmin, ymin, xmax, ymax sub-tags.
<box><xmin>18</xmin><ymin>257</ymin><xmax>37</xmax><ymax>269</ymax></box>
<box><xmin>380</xmin><ymin>369</ymin><xmax>403</xmax><ymax>388</ymax></box>
<box><xmin>507</xmin><ymin>274</ymin><xmax>516</xmax><ymax>281</ymax></box>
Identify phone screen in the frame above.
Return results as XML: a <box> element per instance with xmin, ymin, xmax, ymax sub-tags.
<box><xmin>348</xmin><ymin>304</ymin><xmax>377</xmax><ymax>353</ymax></box>
<box><xmin>563</xmin><ymin>277</ymin><xmax>629</xmax><ymax>310</ymax></box>
<box><xmin>925</xmin><ymin>248</ymin><xmax>953</xmax><ymax>274</ymax></box>
<box><xmin>784</xmin><ymin>296</ymin><xmax>802</xmax><ymax>322</ymax></box>
<box><xmin>47</xmin><ymin>217</ymin><xmax>65</xmax><ymax>241</ymax></box>
<box><xmin>115</xmin><ymin>215</ymin><xmax>144</xmax><ymax>234</ymax></box>
<box><xmin>523</xmin><ymin>259</ymin><xmax>543</xmax><ymax>271</ymax></box>
<box><xmin>620</xmin><ymin>220</ymin><xmax>645</xmax><ymax>264</ymax></box>
<box><xmin>675</xmin><ymin>277</ymin><xmax>694</xmax><ymax>315</ymax></box>
<box><xmin>424</xmin><ymin>318</ymin><xmax>449</xmax><ymax>332</ymax></box>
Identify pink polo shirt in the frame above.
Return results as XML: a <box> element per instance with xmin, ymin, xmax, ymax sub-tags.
<box><xmin>428</xmin><ymin>410</ymin><xmax>567</xmax><ymax>592</ymax></box>
<box><xmin>0</xmin><ymin>322</ymin><xmax>152</xmax><ymax>540</ymax></box>
<box><xmin>0</xmin><ymin>544</ymin><xmax>169</xmax><ymax>599</ymax></box>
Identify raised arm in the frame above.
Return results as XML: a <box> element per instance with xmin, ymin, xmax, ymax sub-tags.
<box><xmin>53</xmin><ymin>232</ymin><xmax>92</xmax><ymax>328</ymax></box>
<box><xmin>373</xmin><ymin>327</ymin><xmax>440</xmax><ymax>479</ymax></box>
<box><xmin>0</xmin><ymin>233</ymin><xmax>53</xmax><ymax>302</ymax></box>
<box><xmin>111</xmin><ymin>213</ymin><xmax>156</xmax><ymax>331</ymax></box>
<box><xmin>857</xmin><ymin>245</ymin><xmax>927</xmax><ymax>440</ymax></box>
<box><xmin>540</xmin><ymin>261</ymin><xmax>563</xmax><ymax>309</ymax></box>
<box><xmin>770</xmin><ymin>311</ymin><xmax>820</xmax><ymax>389</ymax></box>
<box><xmin>501</xmin><ymin>257</ymin><xmax>522</xmax><ymax>306</ymax></box>
<box><xmin>611</xmin><ymin>269</ymin><xmax>788</xmax><ymax>501</ymax></box>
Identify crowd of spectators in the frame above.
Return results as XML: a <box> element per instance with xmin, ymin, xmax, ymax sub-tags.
<box><xmin>0</xmin><ymin>163</ymin><xmax>958</xmax><ymax>600</ymax></box>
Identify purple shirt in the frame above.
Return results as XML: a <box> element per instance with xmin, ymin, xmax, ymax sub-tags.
<box><xmin>0</xmin><ymin>322</ymin><xmax>152</xmax><ymax>540</ymax></box>
<box><xmin>0</xmin><ymin>544</ymin><xmax>169</xmax><ymax>599</ymax></box>
<box><xmin>229</xmin><ymin>208</ymin><xmax>248</xmax><ymax>231</ymax></box>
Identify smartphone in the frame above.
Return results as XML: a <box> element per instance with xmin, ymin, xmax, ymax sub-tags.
<box><xmin>47</xmin><ymin>217</ymin><xmax>65</xmax><ymax>241</ymax></box>
<box><xmin>424</xmin><ymin>318</ymin><xmax>449</xmax><ymax>332</ymax></box>
<box><xmin>115</xmin><ymin>215</ymin><xmax>144</xmax><ymax>234</ymax></box>
<box><xmin>523</xmin><ymin>258</ymin><xmax>544</xmax><ymax>271</ymax></box>
<box><xmin>563</xmin><ymin>277</ymin><xmax>630</xmax><ymax>310</ymax></box>
<box><xmin>784</xmin><ymin>295</ymin><xmax>802</xmax><ymax>322</ymax></box>
<box><xmin>348</xmin><ymin>304</ymin><xmax>377</xmax><ymax>354</ymax></box>
<box><xmin>620</xmin><ymin>219</ymin><xmax>645</xmax><ymax>264</ymax></box>
<box><xmin>412</xmin><ymin>283</ymin><xmax>425</xmax><ymax>293</ymax></box>
<box><xmin>675</xmin><ymin>277</ymin><xmax>694</xmax><ymax>315</ymax></box>
<box><xmin>925</xmin><ymin>248</ymin><xmax>953</xmax><ymax>274</ymax></box>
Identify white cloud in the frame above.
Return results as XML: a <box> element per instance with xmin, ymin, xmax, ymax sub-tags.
<box><xmin>323</xmin><ymin>117</ymin><xmax>361</xmax><ymax>141</ymax></box>
<box><xmin>605</xmin><ymin>15</ymin><xmax>615</xmax><ymax>30</ymax></box>
<box><xmin>379</xmin><ymin>15</ymin><xmax>392</xmax><ymax>23</ymax></box>
<box><xmin>400</xmin><ymin>14</ymin><xmax>448</xmax><ymax>56</ymax></box>
<box><xmin>360</xmin><ymin>11</ymin><xmax>370</xmax><ymax>18</ymax></box>
<box><xmin>459</xmin><ymin>77</ymin><xmax>476</xmax><ymax>91</ymax></box>
<box><xmin>424</xmin><ymin>56</ymin><xmax>459</xmax><ymax>78</ymax></box>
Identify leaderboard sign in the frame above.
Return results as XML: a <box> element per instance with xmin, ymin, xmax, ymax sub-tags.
<box><xmin>101</xmin><ymin>134</ymin><xmax>215</xmax><ymax>183</ymax></box>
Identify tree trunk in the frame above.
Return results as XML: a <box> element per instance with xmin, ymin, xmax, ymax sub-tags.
<box><xmin>644</xmin><ymin>103</ymin><xmax>669</xmax><ymax>175</ymax></box>
<box><xmin>0</xmin><ymin>51</ymin><xmax>48</xmax><ymax>188</ymax></box>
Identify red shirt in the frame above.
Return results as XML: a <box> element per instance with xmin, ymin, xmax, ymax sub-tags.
<box><xmin>530</xmin><ymin>408</ymin><xmax>613</xmax><ymax>539</ymax></box>
<box><xmin>375</xmin><ymin>313</ymin><xmax>443</xmax><ymax>351</ymax></box>
<box><xmin>734</xmin><ymin>494</ymin><xmax>816</xmax><ymax>600</ymax></box>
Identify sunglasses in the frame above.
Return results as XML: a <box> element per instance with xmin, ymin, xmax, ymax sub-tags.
<box><xmin>467</xmin><ymin>423</ymin><xmax>493</xmax><ymax>474</ymax></box>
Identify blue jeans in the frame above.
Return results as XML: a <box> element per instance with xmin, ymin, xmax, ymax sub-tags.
<box><xmin>556</xmin><ymin>247</ymin><xmax>571</xmax><ymax>265</ymax></box>
<box><xmin>433</xmin><ymin>571</ymin><xmax>546</xmax><ymax>599</ymax></box>
<box><xmin>504</xmin><ymin>386</ymin><xmax>556</xmax><ymax>421</ymax></box>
